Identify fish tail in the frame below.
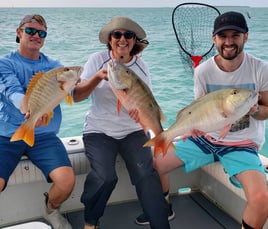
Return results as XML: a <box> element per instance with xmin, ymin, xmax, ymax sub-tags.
<box><xmin>10</xmin><ymin>122</ymin><xmax>35</xmax><ymax>147</ymax></box>
<box><xmin>144</xmin><ymin>135</ymin><xmax>174</xmax><ymax>157</ymax></box>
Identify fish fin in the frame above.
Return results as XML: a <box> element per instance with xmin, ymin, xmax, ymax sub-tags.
<box><xmin>218</xmin><ymin>124</ymin><xmax>232</xmax><ymax>139</ymax></box>
<box><xmin>65</xmin><ymin>93</ymin><xmax>73</xmax><ymax>105</ymax></box>
<box><xmin>117</xmin><ymin>99</ymin><xmax>123</xmax><ymax>114</ymax></box>
<box><xmin>45</xmin><ymin>112</ymin><xmax>54</xmax><ymax>126</ymax></box>
<box><xmin>143</xmin><ymin>134</ymin><xmax>172</xmax><ymax>157</ymax></box>
<box><xmin>10</xmin><ymin>122</ymin><xmax>35</xmax><ymax>147</ymax></box>
<box><xmin>20</xmin><ymin>96</ymin><xmax>29</xmax><ymax>114</ymax></box>
<box><xmin>26</xmin><ymin>72</ymin><xmax>45</xmax><ymax>96</ymax></box>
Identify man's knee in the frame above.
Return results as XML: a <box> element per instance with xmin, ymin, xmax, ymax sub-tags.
<box><xmin>50</xmin><ymin>167</ymin><xmax>75</xmax><ymax>192</ymax></box>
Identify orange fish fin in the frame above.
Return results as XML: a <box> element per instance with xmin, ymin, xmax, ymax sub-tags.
<box><xmin>143</xmin><ymin>138</ymin><xmax>155</xmax><ymax>148</ymax></box>
<box><xmin>10</xmin><ymin>122</ymin><xmax>35</xmax><ymax>147</ymax></box>
<box><xmin>218</xmin><ymin>124</ymin><xmax>232</xmax><ymax>139</ymax></box>
<box><xmin>45</xmin><ymin>112</ymin><xmax>54</xmax><ymax>126</ymax></box>
<box><xmin>160</xmin><ymin>141</ymin><xmax>176</xmax><ymax>157</ymax></box>
<box><xmin>117</xmin><ymin>99</ymin><xmax>123</xmax><ymax>114</ymax></box>
<box><xmin>143</xmin><ymin>134</ymin><xmax>171</xmax><ymax>157</ymax></box>
<box><xmin>64</xmin><ymin>93</ymin><xmax>73</xmax><ymax>105</ymax></box>
<box><xmin>26</xmin><ymin>72</ymin><xmax>45</xmax><ymax>96</ymax></box>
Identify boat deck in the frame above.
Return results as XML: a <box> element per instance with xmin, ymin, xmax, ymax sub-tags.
<box><xmin>4</xmin><ymin>191</ymin><xmax>240</xmax><ymax>229</ymax></box>
<box><xmin>65</xmin><ymin>191</ymin><xmax>241</xmax><ymax>229</ymax></box>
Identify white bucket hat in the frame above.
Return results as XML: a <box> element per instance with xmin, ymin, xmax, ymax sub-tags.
<box><xmin>99</xmin><ymin>16</ymin><xmax>146</xmax><ymax>44</ymax></box>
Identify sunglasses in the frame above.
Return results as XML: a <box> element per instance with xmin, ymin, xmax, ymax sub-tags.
<box><xmin>21</xmin><ymin>27</ymin><xmax>47</xmax><ymax>38</ymax></box>
<box><xmin>110</xmin><ymin>31</ymin><xmax>136</xmax><ymax>40</ymax></box>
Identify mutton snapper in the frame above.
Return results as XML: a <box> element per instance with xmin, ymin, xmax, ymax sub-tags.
<box><xmin>144</xmin><ymin>88</ymin><xmax>258</xmax><ymax>156</ymax></box>
<box><xmin>107</xmin><ymin>60</ymin><xmax>172</xmax><ymax>156</ymax></box>
<box><xmin>10</xmin><ymin>66</ymin><xmax>83</xmax><ymax>147</ymax></box>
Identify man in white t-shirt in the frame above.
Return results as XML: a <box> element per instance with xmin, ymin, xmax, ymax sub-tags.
<box><xmin>154</xmin><ymin>11</ymin><xmax>268</xmax><ymax>229</ymax></box>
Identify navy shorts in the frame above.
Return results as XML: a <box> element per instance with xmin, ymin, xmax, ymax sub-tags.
<box><xmin>0</xmin><ymin>134</ymin><xmax>72</xmax><ymax>184</ymax></box>
<box><xmin>174</xmin><ymin>136</ymin><xmax>266</xmax><ymax>188</ymax></box>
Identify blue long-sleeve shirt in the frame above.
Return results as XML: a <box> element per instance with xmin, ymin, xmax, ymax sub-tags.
<box><xmin>0</xmin><ymin>50</ymin><xmax>62</xmax><ymax>137</ymax></box>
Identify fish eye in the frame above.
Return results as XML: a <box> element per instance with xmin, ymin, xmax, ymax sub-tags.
<box><xmin>232</xmin><ymin>89</ymin><xmax>238</xmax><ymax>95</ymax></box>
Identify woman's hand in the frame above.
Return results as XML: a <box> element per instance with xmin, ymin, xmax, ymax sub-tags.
<box><xmin>96</xmin><ymin>68</ymin><xmax>108</xmax><ymax>81</ymax></box>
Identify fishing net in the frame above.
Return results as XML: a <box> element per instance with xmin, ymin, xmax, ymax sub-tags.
<box><xmin>172</xmin><ymin>3</ymin><xmax>221</xmax><ymax>75</ymax></box>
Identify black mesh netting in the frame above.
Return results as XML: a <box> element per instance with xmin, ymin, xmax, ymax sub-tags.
<box><xmin>172</xmin><ymin>3</ymin><xmax>221</xmax><ymax>74</ymax></box>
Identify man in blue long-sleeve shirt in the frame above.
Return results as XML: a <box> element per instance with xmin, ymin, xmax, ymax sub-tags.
<box><xmin>0</xmin><ymin>14</ymin><xmax>74</xmax><ymax>229</ymax></box>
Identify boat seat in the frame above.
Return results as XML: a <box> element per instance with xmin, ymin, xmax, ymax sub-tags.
<box><xmin>201</xmin><ymin>154</ymin><xmax>268</xmax><ymax>200</ymax></box>
<box><xmin>8</xmin><ymin>135</ymin><xmax>268</xmax><ymax>189</ymax></box>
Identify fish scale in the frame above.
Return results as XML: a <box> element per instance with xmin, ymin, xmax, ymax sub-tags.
<box><xmin>107</xmin><ymin>60</ymin><xmax>167</xmax><ymax>154</ymax></box>
<box><xmin>28</xmin><ymin>77</ymin><xmax>60</xmax><ymax>116</ymax></box>
<box><xmin>144</xmin><ymin>88</ymin><xmax>259</xmax><ymax>156</ymax></box>
<box><xmin>10</xmin><ymin>66</ymin><xmax>82</xmax><ymax>146</ymax></box>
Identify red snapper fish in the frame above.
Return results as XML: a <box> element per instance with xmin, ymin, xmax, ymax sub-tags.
<box><xmin>144</xmin><ymin>88</ymin><xmax>258</xmax><ymax>156</ymax></box>
<box><xmin>107</xmin><ymin>60</ymin><xmax>174</xmax><ymax>156</ymax></box>
<box><xmin>10</xmin><ymin>66</ymin><xmax>83</xmax><ymax>147</ymax></box>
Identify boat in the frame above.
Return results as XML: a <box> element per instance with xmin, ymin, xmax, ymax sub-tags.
<box><xmin>1</xmin><ymin>135</ymin><xmax>268</xmax><ymax>228</ymax></box>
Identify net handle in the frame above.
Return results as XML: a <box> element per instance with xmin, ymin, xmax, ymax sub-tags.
<box><xmin>172</xmin><ymin>2</ymin><xmax>221</xmax><ymax>60</ymax></box>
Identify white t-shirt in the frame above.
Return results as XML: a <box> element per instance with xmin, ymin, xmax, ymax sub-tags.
<box><xmin>80</xmin><ymin>50</ymin><xmax>151</xmax><ymax>139</ymax></box>
<box><xmin>194</xmin><ymin>52</ymin><xmax>268</xmax><ymax>148</ymax></box>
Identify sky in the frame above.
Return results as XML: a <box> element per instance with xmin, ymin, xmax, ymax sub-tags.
<box><xmin>1</xmin><ymin>0</ymin><xmax>268</xmax><ymax>8</ymax></box>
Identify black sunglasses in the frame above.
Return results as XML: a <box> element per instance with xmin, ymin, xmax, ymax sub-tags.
<box><xmin>110</xmin><ymin>31</ymin><xmax>136</xmax><ymax>40</ymax></box>
<box><xmin>21</xmin><ymin>27</ymin><xmax>47</xmax><ymax>39</ymax></box>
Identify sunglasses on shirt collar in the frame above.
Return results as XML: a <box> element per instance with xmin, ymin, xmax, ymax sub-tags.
<box><xmin>20</xmin><ymin>27</ymin><xmax>47</xmax><ymax>38</ymax></box>
<box><xmin>110</xmin><ymin>31</ymin><xmax>136</xmax><ymax>39</ymax></box>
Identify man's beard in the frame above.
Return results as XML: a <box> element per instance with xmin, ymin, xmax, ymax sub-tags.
<box><xmin>217</xmin><ymin>44</ymin><xmax>243</xmax><ymax>60</ymax></box>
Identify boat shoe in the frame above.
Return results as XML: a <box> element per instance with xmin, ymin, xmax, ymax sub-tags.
<box><xmin>43</xmin><ymin>192</ymin><xmax>72</xmax><ymax>229</ymax></box>
<box><xmin>135</xmin><ymin>203</ymin><xmax>175</xmax><ymax>225</ymax></box>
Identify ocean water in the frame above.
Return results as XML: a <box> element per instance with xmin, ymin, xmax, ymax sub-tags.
<box><xmin>1</xmin><ymin>6</ymin><xmax>268</xmax><ymax>156</ymax></box>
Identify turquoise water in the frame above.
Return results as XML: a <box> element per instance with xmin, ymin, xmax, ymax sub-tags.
<box><xmin>1</xmin><ymin>6</ymin><xmax>268</xmax><ymax>156</ymax></box>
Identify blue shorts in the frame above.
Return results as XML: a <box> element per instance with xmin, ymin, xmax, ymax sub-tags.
<box><xmin>174</xmin><ymin>136</ymin><xmax>266</xmax><ymax>188</ymax></box>
<box><xmin>0</xmin><ymin>134</ymin><xmax>72</xmax><ymax>185</ymax></box>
